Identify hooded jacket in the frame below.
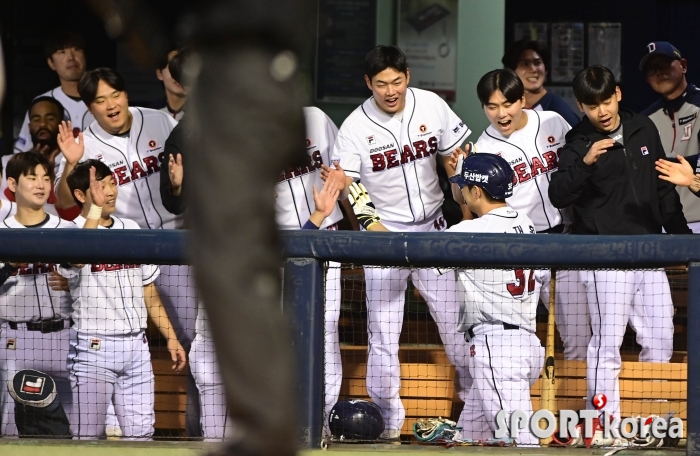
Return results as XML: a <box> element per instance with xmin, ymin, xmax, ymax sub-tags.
<box><xmin>548</xmin><ymin>109</ymin><xmax>690</xmax><ymax>235</ymax></box>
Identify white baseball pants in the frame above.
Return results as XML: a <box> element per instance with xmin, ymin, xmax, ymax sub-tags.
<box><xmin>458</xmin><ymin>324</ymin><xmax>543</xmax><ymax>446</ymax></box>
<box><xmin>68</xmin><ymin>330</ymin><xmax>154</xmax><ymax>440</ymax></box>
<box><xmin>0</xmin><ymin>323</ymin><xmax>72</xmax><ymax>437</ymax></box>
<box><xmin>581</xmin><ymin>269</ymin><xmax>673</xmax><ymax>420</ymax></box>
<box><xmin>537</xmin><ymin>269</ymin><xmax>590</xmax><ymax>360</ymax></box>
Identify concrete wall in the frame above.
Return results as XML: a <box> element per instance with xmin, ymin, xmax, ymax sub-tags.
<box><xmin>316</xmin><ymin>0</ymin><xmax>505</xmax><ymax>136</ymax></box>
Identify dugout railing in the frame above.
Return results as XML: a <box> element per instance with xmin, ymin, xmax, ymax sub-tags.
<box><xmin>0</xmin><ymin>229</ymin><xmax>699</xmax><ymax>452</ymax></box>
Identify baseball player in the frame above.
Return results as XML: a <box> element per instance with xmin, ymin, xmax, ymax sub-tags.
<box><xmin>61</xmin><ymin>160</ymin><xmax>186</xmax><ymax>440</ymax></box>
<box><xmin>471</xmin><ymin>69</ymin><xmax>589</xmax><ymax>361</ymax></box>
<box><xmin>348</xmin><ymin>154</ymin><xmax>543</xmax><ymax>445</ymax></box>
<box><xmin>0</xmin><ymin>152</ymin><xmax>75</xmax><ymax>437</ymax></box>
<box><xmin>275</xmin><ymin>106</ymin><xmax>345</xmax><ymax>431</ymax></box>
<box><xmin>54</xmin><ymin>67</ymin><xmax>199</xmax><ymax>435</ymax></box>
<box><xmin>331</xmin><ymin>45</ymin><xmax>470</xmax><ymax>438</ymax></box>
<box><xmin>15</xmin><ymin>31</ymin><xmax>94</xmax><ymax>153</ymax></box>
<box><xmin>549</xmin><ymin>66</ymin><xmax>690</xmax><ymax>426</ymax></box>
<box><xmin>148</xmin><ymin>47</ymin><xmax>186</xmax><ymax>121</ymax></box>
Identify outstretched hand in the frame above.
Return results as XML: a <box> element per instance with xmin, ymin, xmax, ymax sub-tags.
<box><xmin>88</xmin><ymin>166</ymin><xmax>106</xmax><ymax>208</ymax></box>
<box><xmin>312</xmin><ymin>176</ymin><xmax>341</xmax><ymax>219</ymax></box>
<box><xmin>656</xmin><ymin>155</ymin><xmax>696</xmax><ymax>187</ymax></box>
<box><xmin>57</xmin><ymin>121</ymin><xmax>84</xmax><ymax>166</ymax></box>
<box><xmin>348</xmin><ymin>182</ymin><xmax>382</xmax><ymax>230</ymax></box>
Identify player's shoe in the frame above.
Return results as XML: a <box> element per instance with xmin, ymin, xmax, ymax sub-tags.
<box><xmin>106</xmin><ymin>425</ymin><xmax>123</xmax><ymax>439</ymax></box>
<box><xmin>379</xmin><ymin>429</ymin><xmax>401</xmax><ymax>444</ymax></box>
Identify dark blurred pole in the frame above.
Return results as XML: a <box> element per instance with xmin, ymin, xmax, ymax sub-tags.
<box><xmin>84</xmin><ymin>1</ymin><xmax>316</xmax><ymax>454</ymax></box>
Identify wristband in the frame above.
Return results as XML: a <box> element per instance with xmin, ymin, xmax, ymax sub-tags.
<box><xmin>87</xmin><ymin>204</ymin><xmax>103</xmax><ymax>220</ymax></box>
<box><xmin>302</xmin><ymin>220</ymin><xmax>321</xmax><ymax>230</ymax></box>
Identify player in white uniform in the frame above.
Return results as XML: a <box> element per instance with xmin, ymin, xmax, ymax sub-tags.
<box><xmin>275</xmin><ymin>106</ymin><xmax>345</xmax><ymax>429</ymax></box>
<box><xmin>331</xmin><ymin>46</ymin><xmax>471</xmax><ymax>438</ymax></box>
<box><xmin>15</xmin><ymin>31</ymin><xmax>93</xmax><ymax>152</ymax></box>
<box><xmin>0</xmin><ymin>152</ymin><xmax>75</xmax><ymax>436</ymax></box>
<box><xmin>61</xmin><ymin>160</ymin><xmax>186</xmax><ymax>439</ymax></box>
<box><xmin>346</xmin><ymin>153</ymin><xmax>542</xmax><ymax>445</ymax></box>
<box><xmin>54</xmin><ymin>68</ymin><xmax>199</xmax><ymax>435</ymax></box>
<box><xmin>446</xmin><ymin>154</ymin><xmax>542</xmax><ymax>446</ymax></box>
<box><xmin>471</xmin><ymin>69</ymin><xmax>589</xmax><ymax>360</ymax></box>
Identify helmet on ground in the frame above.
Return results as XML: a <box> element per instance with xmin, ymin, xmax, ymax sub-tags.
<box><xmin>328</xmin><ymin>399</ymin><xmax>384</xmax><ymax>440</ymax></box>
<box><xmin>448</xmin><ymin>153</ymin><xmax>514</xmax><ymax>200</ymax></box>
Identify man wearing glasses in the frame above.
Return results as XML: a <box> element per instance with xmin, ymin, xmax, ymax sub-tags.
<box><xmin>641</xmin><ymin>41</ymin><xmax>700</xmax><ymax>232</ymax></box>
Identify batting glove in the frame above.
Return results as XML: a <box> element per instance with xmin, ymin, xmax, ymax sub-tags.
<box><xmin>348</xmin><ymin>182</ymin><xmax>382</xmax><ymax>230</ymax></box>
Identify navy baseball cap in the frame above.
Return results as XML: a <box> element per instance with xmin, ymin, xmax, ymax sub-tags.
<box><xmin>449</xmin><ymin>153</ymin><xmax>514</xmax><ymax>200</ymax></box>
<box><xmin>639</xmin><ymin>42</ymin><xmax>682</xmax><ymax>72</ymax></box>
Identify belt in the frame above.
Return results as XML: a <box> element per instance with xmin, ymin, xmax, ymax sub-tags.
<box><xmin>538</xmin><ymin>224</ymin><xmax>566</xmax><ymax>234</ymax></box>
<box><xmin>7</xmin><ymin>319</ymin><xmax>71</xmax><ymax>333</ymax></box>
<box><xmin>467</xmin><ymin>322</ymin><xmax>520</xmax><ymax>339</ymax></box>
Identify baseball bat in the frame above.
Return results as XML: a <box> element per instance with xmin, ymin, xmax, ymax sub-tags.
<box><xmin>539</xmin><ymin>269</ymin><xmax>557</xmax><ymax>445</ymax></box>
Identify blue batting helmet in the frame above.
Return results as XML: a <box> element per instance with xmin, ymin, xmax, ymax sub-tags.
<box><xmin>448</xmin><ymin>153</ymin><xmax>514</xmax><ymax>200</ymax></box>
<box><xmin>329</xmin><ymin>399</ymin><xmax>384</xmax><ymax>440</ymax></box>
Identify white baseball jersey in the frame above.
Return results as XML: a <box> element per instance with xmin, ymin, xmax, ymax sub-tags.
<box><xmin>448</xmin><ymin>206</ymin><xmax>538</xmax><ymax>332</ymax></box>
<box><xmin>15</xmin><ymin>87</ymin><xmax>95</xmax><ymax>152</ymax></box>
<box><xmin>55</xmin><ymin>107</ymin><xmax>181</xmax><ymax>229</ymax></box>
<box><xmin>275</xmin><ymin>107</ymin><xmax>343</xmax><ymax>230</ymax></box>
<box><xmin>475</xmin><ymin>109</ymin><xmax>570</xmax><ymax>232</ymax></box>
<box><xmin>0</xmin><ymin>198</ymin><xmax>16</xmax><ymax>223</ymax></box>
<box><xmin>157</xmin><ymin>105</ymin><xmax>185</xmax><ymax>122</ymax></box>
<box><xmin>59</xmin><ymin>215</ymin><xmax>160</xmax><ymax>335</ymax></box>
<box><xmin>0</xmin><ymin>214</ymin><xmax>74</xmax><ymax>322</ymax></box>
<box><xmin>333</xmin><ymin>88</ymin><xmax>470</xmax><ymax>224</ymax></box>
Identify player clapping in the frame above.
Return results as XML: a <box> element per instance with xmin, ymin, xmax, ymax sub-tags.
<box><xmin>60</xmin><ymin>160</ymin><xmax>185</xmax><ymax>440</ymax></box>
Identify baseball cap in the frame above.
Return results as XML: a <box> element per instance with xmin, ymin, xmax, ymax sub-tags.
<box><xmin>639</xmin><ymin>42</ymin><xmax>682</xmax><ymax>72</ymax></box>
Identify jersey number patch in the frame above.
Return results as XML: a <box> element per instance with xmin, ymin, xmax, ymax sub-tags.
<box><xmin>507</xmin><ymin>269</ymin><xmax>535</xmax><ymax>297</ymax></box>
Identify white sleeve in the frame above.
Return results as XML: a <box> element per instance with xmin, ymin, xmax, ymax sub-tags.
<box><xmin>58</xmin><ymin>265</ymin><xmax>80</xmax><ymax>279</ymax></box>
<box><xmin>14</xmin><ymin>112</ymin><xmax>32</xmax><ymax>152</ymax></box>
<box><xmin>437</xmin><ymin>99</ymin><xmax>471</xmax><ymax>155</ymax></box>
<box><xmin>142</xmin><ymin>265</ymin><xmax>160</xmax><ymax>285</ymax></box>
<box><xmin>331</xmin><ymin>127</ymin><xmax>362</xmax><ymax>180</ymax></box>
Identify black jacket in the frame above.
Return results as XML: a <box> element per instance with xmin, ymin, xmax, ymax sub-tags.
<box><xmin>549</xmin><ymin>109</ymin><xmax>690</xmax><ymax>234</ymax></box>
<box><xmin>160</xmin><ymin>119</ymin><xmax>188</xmax><ymax>215</ymax></box>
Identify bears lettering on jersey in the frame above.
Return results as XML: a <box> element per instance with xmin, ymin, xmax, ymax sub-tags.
<box><xmin>277</xmin><ymin>149</ymin><xmax>324</xmax><ymax>183</ymax></box>
<box><xmin>91</xmin><ymin>264</ymin><xmax>141</xmax><ymax>273</ymax></box>
<box><xmin>111</xmin><ymin>153</ymin><xmax>166</xmax><ymax>186</ymax></box>
<box><xmin>509</xmin><ymin>148</ymin><xmax>562</xmax><ymax>186</ymax></box>
<box><xmin>12</xmin><ymin>263</ymin><xmax>58</xmax><ymax>276</ymax></box>
<box><xmin>370</xmin><ymin>137</ymin><xmax>438</xmax><ymax>172</ymax></box>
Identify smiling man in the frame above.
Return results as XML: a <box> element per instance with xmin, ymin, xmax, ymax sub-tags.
<box><xmin>549</xmin><ymin>65</ymin><xmax>690</xmax><ymax>434</ymax></box>
<box><xmin>15</xmin><ymin>31</ymin><xmax>94</xmax><ymax>152</ymax></box>
<box><xmin>54</xmin><ymin>68</ymin><xmax>179</xmax><ymax>230</ymax></box>
<box><xmin>640</xmin><ymin>42</ymin><xmax>700</xmax><ymax>232</ymax></box>
<box><xmin>330</xmin><ymin>45</ymin><xmax>471</xmax><ymax>440</ymax></box>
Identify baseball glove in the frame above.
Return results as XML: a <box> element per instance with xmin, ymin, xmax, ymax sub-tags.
<box><xmin>348</xmin><ymin>182</ymin><xmax>382</xmax><ymax>230</ymax></box>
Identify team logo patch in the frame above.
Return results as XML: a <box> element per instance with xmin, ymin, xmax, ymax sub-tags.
<box><xmin>648</xmin><ymin>42</ymin><xmax>656</xmax><ymax>53</ymax></box>
<box><xmin>641</xmin><ymin>146</ymin><xmax>649</xmax><ymax>156</ymax></box>
<box><xmin>6</xmin><ymin>338</ymin><xmax>16</xmax><ymax>350</ymax></box>
<box><xmin>305</xmin><ymin>138</ymin><xmax>312</xmax><ymax>148</ymax></box>
<box><xmin>148</xmin><ymin>140</ymin><xmax>157</xmax><ymax>148</ymax></box>
<box><xmin>20</xmin><ymin>374</ymin><xmax>44</xmax><ymax>395</ymax></box>
<box><xmin>72</xmin><ymin>127</ymin><xmax>81</xmax><ymax>138</ymax></box>
<box><xmin>419</xmin><ymin>124</ymin><xmax>427</xmax><ymax>133</ymax></box>
<box><xmin>90</xmin><ymin>338</ymin><xmax>101</xmax><ymax>350</ymax></box>
<box><xmin>470</xmin><ymin>345</ymin><xmax>476</xmax><ymax>357</ymax></box>
<box><xmin>547</xmin><ymin>135</ymin><xmax>555</xmax><ymax>144</ymax></box>
<box><xmin>366</xmin><ymin>135</ymin><xmax>376</xmax><ymax>145</ymax></box>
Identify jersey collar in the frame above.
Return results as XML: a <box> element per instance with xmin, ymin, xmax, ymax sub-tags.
<box><xmin>482</xmin><ymin>206</ymin><xmax>518</xmax><ymax>219</ymax></box>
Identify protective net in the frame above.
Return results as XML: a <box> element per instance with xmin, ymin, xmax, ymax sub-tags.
<box><xmin>325</xmin><ymin>263</ymin><xmax>688</xmax><ymax>448</ymax></box>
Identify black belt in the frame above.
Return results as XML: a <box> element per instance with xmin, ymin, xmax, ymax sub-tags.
<box><xmin>538</xmin><ymin>224</ymin><xmax>565</xmax><ymax>234</ymax></box>
<box><xmin>8</xmin><ymin>319</ymin><xmax>70</xmax><ymax>333</ymax></box>
<box><xmin>467</xmin><ymin>322</ymin><xmax>520</xmax><ymax>339</ymax></box>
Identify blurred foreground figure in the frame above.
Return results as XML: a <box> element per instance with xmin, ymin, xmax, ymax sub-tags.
<box><xmin>184</xmin><ymin>2</ymin><xmax>315</xmax><ymax>455</ymax></box>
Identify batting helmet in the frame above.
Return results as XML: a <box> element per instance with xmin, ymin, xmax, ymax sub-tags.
<box><xmin>448</xmin><ymin>153</ymin><xmax>514</xmax><ymax>200</ymax></box>
<box><xmin>328</xmin><ymin>399</ymin><xmax>384</xmax><ymax>440</ymax></box>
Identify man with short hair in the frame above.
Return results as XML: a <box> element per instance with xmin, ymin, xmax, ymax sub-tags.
<box><xmin>640</xmin><ymin>41</ymin><xmax>700</xmax><ymax>232</ymax></box>
<box><xmin>330</xmin><ymin>45</ymin><xmax>471</xmax><ymax>439</ymax></box>
<box><xmin>549</xmin><ymin>65</ymin><xmax>690</xmax><ymax>430</ymax></box>
<box><xmin>148</xmin><ymin>47</ymin><xmax>186</xmax><ymax>121</ymax></box>
<box><xmin>0</xmin><ymin>151</ymin><xmax>75</xmax><ymax>437</ymax></box>
<box><xmin>15</xmin><ymin>31</ymin><xmax>94</xmax><ymax>152</ymax></box>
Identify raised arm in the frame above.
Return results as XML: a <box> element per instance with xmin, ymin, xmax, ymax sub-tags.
<box><xmin>56</xmin><ymin>121</ymin><xmax>85</xmax><ymax>209</ymax></box>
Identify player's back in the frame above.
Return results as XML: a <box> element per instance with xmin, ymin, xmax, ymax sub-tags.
<box><xmin>447</xmin><ymin>207</ymin><xmax>538</xmax><ymax>332</ymax></box>
<box><xmin>59</xmin><ymin>215</ymin><xmax>159</xmax><ymax>335</ymax></box>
